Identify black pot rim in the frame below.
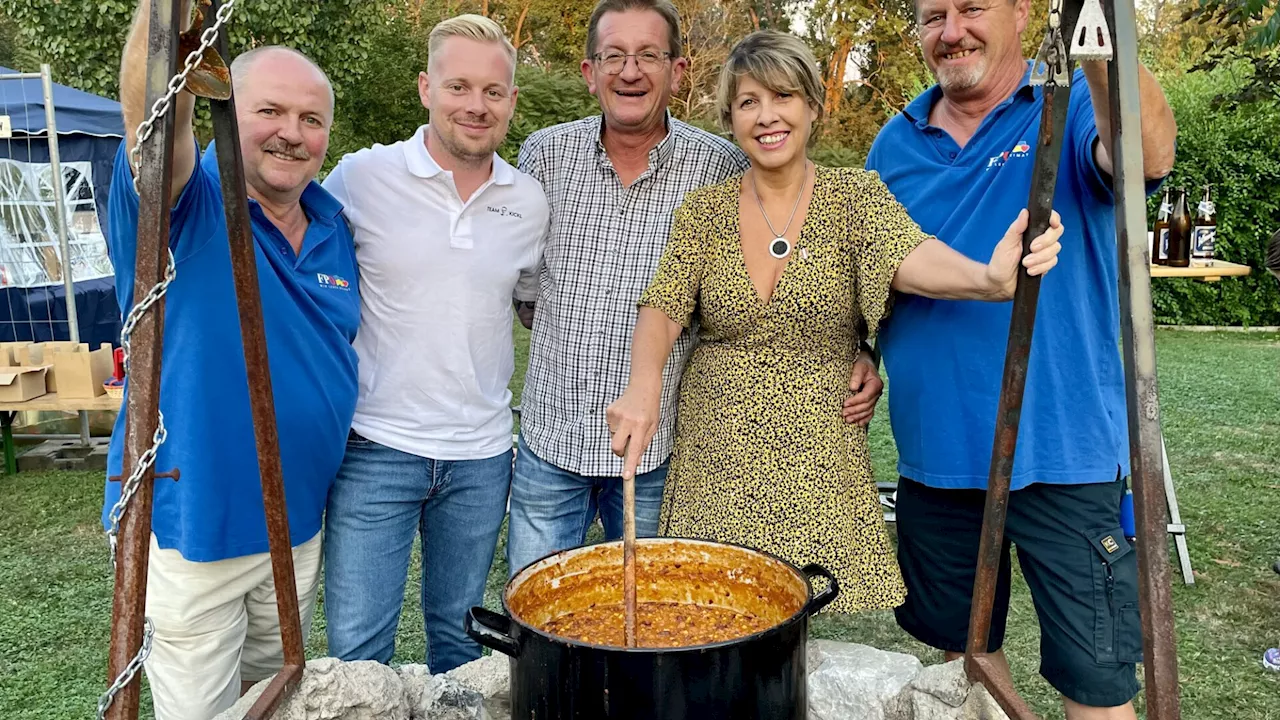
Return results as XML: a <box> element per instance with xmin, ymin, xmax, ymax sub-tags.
<box><xmin>501</xmin><ymin>535</ymin><xmax>822</xmax><ymax>655</ymax></box>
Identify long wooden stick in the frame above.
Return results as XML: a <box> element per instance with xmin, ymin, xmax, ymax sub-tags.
<box><xmin>623</xmin><ymin>464</ymin><xmax>637</xmax><ymax>648</ymax></box>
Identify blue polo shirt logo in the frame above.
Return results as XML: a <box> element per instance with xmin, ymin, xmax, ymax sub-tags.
<box><xmin>986</xmin><ymin>140</ymin><xmax>1032</xmax><ymax>170</ymax></box>
<box><xmin>317</xmin><ymin>272</ymin><xmax>352</xmax><ymax>290</ymax></box>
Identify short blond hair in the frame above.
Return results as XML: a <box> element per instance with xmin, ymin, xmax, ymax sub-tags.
<box><xmin>428</xmin><ymin>14</ymin><xmax>517</xmax><ymax>77</ymax></box>
<box><xmin>716</xmin><ymin>30</ymin><xmax>825</xmax><ymax>133</ymax></box>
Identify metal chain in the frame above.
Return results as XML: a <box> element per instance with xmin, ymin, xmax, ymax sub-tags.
<box><xmin>106</xmin><ymin>411</ymin><xmax>167</xmax><ymax>568</ymax></box>
<box><xmin>96</xmin><ymin>619</ymin><xmax>155</xmax><ymax>720</ymax></box>
<box><xmin>102</xmin><ymin>2</ymin><xmax>242</xmax><ymax>716</ymax></box>
<box><xmin>1031</xmin><ymin>0</ymin><xmax>1070</xmax><ymax>87</ymax></box>
<box><xmin>129</xmin><ymin>0</ymin><xmax>241</xmax><ymax>193</ymax></box>
<box><xmin>105</xmin><ymin>236</ymin><xmax>176</xmax><ymax>565</ymax></box>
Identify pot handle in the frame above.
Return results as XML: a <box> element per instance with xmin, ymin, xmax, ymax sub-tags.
<box><xmin>465</xmin><ymin>606</ymin><xmax>521</xmax><ymax>658</ymax></box>
<box><xmin>800</xmin><ymin>563</ymin><xmax>840</xmax><ymax>615</ymax></box>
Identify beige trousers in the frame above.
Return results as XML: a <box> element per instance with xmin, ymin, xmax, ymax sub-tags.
<box><xmin>142</xmin><ymin>531</ymin><xmax>322</xmax><ymax>720</ymax></box>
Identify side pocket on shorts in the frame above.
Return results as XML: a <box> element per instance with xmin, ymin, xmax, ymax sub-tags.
<box><xmin>1086</xmin><ymin>527</ymin><xmax>1142</xmax><ymax>664</ymax></box>
<box><xmin>1116</xmin><ymin>603</ymin><xmax>1143</xmax><ymax>662</ymax></box>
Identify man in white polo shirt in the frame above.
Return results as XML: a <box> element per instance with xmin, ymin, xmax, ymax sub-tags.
<box><xmin>320</xmin><ymin>14</ymin><xmax>547</xmax><ymax>674</ymax></box>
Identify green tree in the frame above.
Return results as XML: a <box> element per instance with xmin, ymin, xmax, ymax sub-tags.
<box><xmin>501</xmin><ymin>65</ymin><xmax>599</xmax><ymax>161</ymax></box>
<box><xmin>803</xmin><ymin>0</ymin><xmax>931</xmax><ymax>152</ymax></box>
<box><xmin>671</xmin><ymin>0</ymin><xmax>758</xmax><ymax>123</ymax></box>
<box><xmin>1189</xmin><ymin>0</ymin><xmax>1279</xmax><ymax>46</ymax></box>
<box><xmin>1174</xmin><ymin>0</ymin><xmax>1280</xmax><ymax>104</ymax></box>
<box><xmin>324</xmin><ymin>3</ymin><xmax>432</xmax><ymax>167</ymax></box>
<box><xmin>745</xmin><ymin>0</ymin><xmax>795</xmax><ymax>31</ymax></box>
<box><xmin>323</xmin><ymin>0</ymin><xmax>599</xmax><ymax>165</ymax></box>
<box><xmin>0</xmin><ymin>0</ymin><xmax>136</xmax><ymax>96</ymax></box>
<box><xmin>0</xmin><ymin>8</ymin><xmax>35</xmax><ymax>70</ymax></box>
<box><xmin>0</xmin><ymin>0</ymin><xmax>387</xmax><ymax>104</ymax></box>
<box><xmin>488</xmin><ymin>0</ymin><xmax>593</xmax><ymax>69</ymax></box>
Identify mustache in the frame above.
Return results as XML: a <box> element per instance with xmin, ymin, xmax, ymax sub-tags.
<box><xmin>260</xmin><ymin>140</ymin><xmax>311</xmax><ymax>160</ymax></box>
<box><xmin>936</xmin><ymin>42</ymin><xmax>981</xmax><ymax>56</ymax></box>
<box><xmin>455</xmin><ymin>114</ymin><xmax>494</xmax><ymax>128</ymax></box>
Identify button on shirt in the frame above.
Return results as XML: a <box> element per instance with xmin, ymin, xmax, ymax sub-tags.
<box><xmin>865</xmin><ymin>65</ymin><xmax>1157</xmax><ymax>491</ymax></box>
<box><xmin>102</xmin><ymin>140</ymin><xmax>360</xmax><ymax>561</ymax></box>
<box><xmin>517</xmin><ymin>115</ymin><xmax>749</xmax><ymax>476</ymax></box>
<box><xmin>323</xmin><ymin>125</ymin><xmax>548</xmax><ymax>460</ymax></box>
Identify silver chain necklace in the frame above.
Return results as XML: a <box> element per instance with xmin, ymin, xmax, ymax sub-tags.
<box><xmin>751</xmin><ymin>162</ymin><xmax>810</xmax><ymax>259</ymax></box>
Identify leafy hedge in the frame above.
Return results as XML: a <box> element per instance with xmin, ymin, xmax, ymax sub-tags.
<box><xmin>500</xmin><ymin>67</ymin><xmax>600</xmax><ymax>164</ymax></box>
<box><xmin>1149</xmin><ymin>60</ymin><xmax>1280</xmax><ymax>325</ymax></box>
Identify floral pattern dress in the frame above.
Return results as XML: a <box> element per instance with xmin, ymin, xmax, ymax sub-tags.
<box><xmin>640</xmin><ymin>165</ymin><xmax>929</xmax><ymax>613</ymax></box>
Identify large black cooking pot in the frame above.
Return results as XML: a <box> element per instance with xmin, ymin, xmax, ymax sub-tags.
<box><xmin>465</xmin><ymin>537</ymin><xmax>838</xmax><ymax>720</ymax></box>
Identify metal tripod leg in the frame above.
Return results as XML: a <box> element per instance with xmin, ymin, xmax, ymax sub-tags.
<box><xmin>1161</xmin><ymin>436</ymin><xmax>1194</xmax><ymax>584</ymax></box>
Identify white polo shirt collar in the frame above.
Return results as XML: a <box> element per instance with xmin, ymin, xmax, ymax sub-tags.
<box><xmin>403</xmin><ymin>124</ymin><xmax>514</xmax><ymax>187</ymax></box>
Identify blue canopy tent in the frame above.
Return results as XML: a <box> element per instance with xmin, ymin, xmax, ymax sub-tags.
<box><xmin>0</xmin><ymin>66</ymin><xmax>124</xmax><ymax>348</ymax></box>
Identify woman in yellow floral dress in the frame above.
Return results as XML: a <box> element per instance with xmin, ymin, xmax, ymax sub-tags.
<box><xmin>605</xmin><ymin>30</ymin><xmax>1063</xmax><ymax>614</ymax></box>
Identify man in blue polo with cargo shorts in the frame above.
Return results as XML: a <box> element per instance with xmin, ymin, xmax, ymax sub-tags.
<box><xmin>866</xmin><ymin>0</ymin><xmax>1176</xmax><ymax>718</ymax></box>
<box><xmin>103</xmin><ymin>4</ymin><xmax>358</xmax><ymax>718</ymax></box>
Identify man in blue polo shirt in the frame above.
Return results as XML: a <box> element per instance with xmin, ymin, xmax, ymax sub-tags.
<box><xmin>103</xmin><ymin>3</ymin><xmax>358</xmax><ymax>718</ymax></box>
<box><xmin>866</xmin><ymin>0</ymin><xmax>1176</xmax><ymax>717</ymax></box>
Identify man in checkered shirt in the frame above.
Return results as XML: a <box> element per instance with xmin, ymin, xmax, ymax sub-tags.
<box><xmin>506</xmin><ymin>0</ymin><xmax>884</xmax><ymax>575</ymax></box>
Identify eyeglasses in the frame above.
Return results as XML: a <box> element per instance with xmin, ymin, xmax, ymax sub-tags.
<box><xmin>591</xmin><ymin>50</ymin><xmax>672</xmax><ymax>75</ymax></box>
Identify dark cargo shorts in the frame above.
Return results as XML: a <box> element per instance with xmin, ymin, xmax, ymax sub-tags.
<box><xmin>894</xmin><ymin>475</ymin><xmax>1142</xmax><ymax>708</ymax></box>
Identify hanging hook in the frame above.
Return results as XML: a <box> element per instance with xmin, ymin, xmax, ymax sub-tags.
<box><xmin>1071</xmin><ymin>0</ymin><xmax>1114</xmax><ymax>61</ymax></box>
<box><xmin>1031</xmin><ymin>0</ymin><xmax>1071</xmax><ymax>87</ymax></box>
<box><xmin>179</xmin><ymin>0</ymin><xmax>232</xmax><ymax>99</ymax></box>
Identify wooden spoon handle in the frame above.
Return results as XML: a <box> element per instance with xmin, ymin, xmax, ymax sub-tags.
<box><xmin>623</xmin><ymin>463</ymin><xmax>637</xmax><ymax>648</ymax></box>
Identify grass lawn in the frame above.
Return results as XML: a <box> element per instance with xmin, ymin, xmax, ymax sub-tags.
<box><xmin>1</xmin><ymin>328</ymin><xmax>1277</xmax><ymax>719</ymax></box>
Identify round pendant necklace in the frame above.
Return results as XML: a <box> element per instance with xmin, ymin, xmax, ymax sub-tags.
<box><xmin>751</xmin><ymin>163</ymin><xmax>809</xmax><ymax>259</ymax></box>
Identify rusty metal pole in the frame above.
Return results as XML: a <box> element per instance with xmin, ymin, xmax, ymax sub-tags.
<box><xmin>104</xmin><ymin>2</ymin><xmax>182</xmax><ymax>718</ymax></box>
<box><xmin>201</xmin><ymin>3</ymin><xmax>306</xmax><ymax>717</ymax></box>
<box><xmin>963</xmin><ymin>4</ymin><xmax>1077</xmax><ymax>714</ymax></box>
<box><xmin>1104</xmin><ymin>0</ymin><xmax>1182</xmax><ymax>715</ymax></box>
<box><xmin>962</xmin><ymin>82</ymin><xmax>1070</xmax><ymax>720</ymax></box>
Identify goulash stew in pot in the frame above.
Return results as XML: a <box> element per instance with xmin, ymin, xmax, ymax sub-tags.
<box><xmin>543</xmin><ymin>602</ymin><xmax>773</xmax><ymax>648</ymax></box>
<box><xmin>507</xmin><ymin>539</ymin><xmax>811</xmax><ymax>649</ymax></box>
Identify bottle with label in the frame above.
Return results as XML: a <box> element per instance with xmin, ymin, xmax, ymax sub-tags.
<box><xmin>1166</xmin><ymin>188</ymin><xmax>1192</xmax><ymax>268</ymax></box>
<box><xmin>1152</xmin><ymin>188</ymin><xmax>1171</xmax><ymax>265</ymax></box>
<box><xmin>1192</xmin><ymin>185</ymin><xmax>1216</xmax><ymax>261</ymax></box>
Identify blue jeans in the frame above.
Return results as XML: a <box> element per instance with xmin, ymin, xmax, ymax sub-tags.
<box><xmin>323</xmin><ymin>431</ymin><xmax>511</xmax><ymax>674</ymax></box>
<box><xmin>506</xmin><ymin>434</ymin><xmax>667</xmax><ymax>577</ymax></box>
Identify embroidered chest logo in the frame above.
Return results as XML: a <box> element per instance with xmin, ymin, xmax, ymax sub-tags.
<box><xmin>986</xmin><ymin>141</ymin><xmax>1032</xmax><ymax>171</ymax></box>
<box><xmin>316</xmin><ymin>273</ymin><xmax>351</xmax><ymax>290</ymax></box>
<box><xmin>486</xmin><ymin>205</ymin><xmax>523</xmax><ymax>219</ymax></box>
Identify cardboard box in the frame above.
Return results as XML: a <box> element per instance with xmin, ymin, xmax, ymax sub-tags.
<box><xmin>53</xmin><ymin>343</ymin><xmax>114</xmax><ymax>399</ymax></box>
<box><xmin>15</xmin><ymin>342</ymin><xmax>83</xmax><ymax>392</ymax></box>
<box><xmin>0</xmin><ymin>366</ymin><xmax>49</xmax><ymax>402</ymax></box>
